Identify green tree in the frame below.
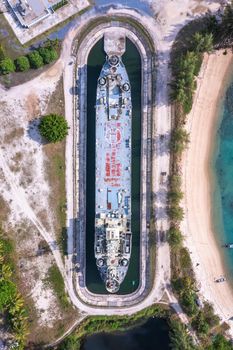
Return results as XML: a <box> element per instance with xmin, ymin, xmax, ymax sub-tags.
<box><xmin>38</xmin><ymin>47</ymin><xmax>58</xmax><ymax>64</ymax></box>
<box><xmin>169</xmin><ymin>319</ymin><xmax>196</xmax><ymax>350</ymax></box>
<box><xmin>15</xmin><ymin>56</ymin><xmax>30</xmax><ymax>72</ymax></box>
<box><xmin>202</xmin><ymin>302</ymin><xmax>220</xmax><ymax>327</ymax></box>
<box><xmin>0</xmin><ymin>57</ymin><xmax>15</xmax><ymax>75</ymax></box>
<box><xmin>43</xmin><ymin>38</ymin><xmax>60</xmax><ymax>50</ymax></box>
<box><xmin>169</xmin><ymin>205</ymin><xmax>184</xmax><ymax>222</ymax></box>
<box><xmin>207</xmin><ymin>334</ymin><xmax>233</xmax><ymax>350</ymax></box>
<box><xmin>181</xmin><ymin>290</ymin><xmax>198</xmax><ymax>316</ymax></box>
<box><xmin>191</xmin><ymin>32</ymin><xmax>213</xmax><ymax>53</ymax></box>
<box><xmin>168</xmin><ymin>226</ymin><xmax>183</xmax><ymax>247</ymax></box>
<box><xmin>171</xmin><ymin>128</ymin><xmax>189</xmax><ymax>155</ymax></box>
<box><xmin>27</xmin><ymin>51</ymin><xmax>43</xmax><ymax>69</ymax></box>
<box><xmin>170</xmin><ymin>175</ymin><xmax>182</xmax><ymax>192</ymax></box>
<box><xmin>168</xmin><ymin>190</ymin><xmax>183</xmax><ymax>205</ymax></box>
<box><xmin>192</xmin><ymin>311</ymin><xmax>209</xmax><ymax>335</ymax></box>
<box><xmin>39</xmin><ymin>114</ymin><xmax>68</xmax><ymax>143</ymax></box>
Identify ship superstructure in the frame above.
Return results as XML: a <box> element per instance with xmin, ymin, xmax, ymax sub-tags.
<box><xmin>94</xmin><ymin>55</ymin><xmax>132</xmax><ymax>293</ymax></box>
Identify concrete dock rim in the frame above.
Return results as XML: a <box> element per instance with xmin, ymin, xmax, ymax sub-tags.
<box><xmin>72</xmin><ymin>14</ymin><xmax>156</xmax><ymax>56</ymax></box>
<box><xmin>73</xmin><ymin>15</ymin><xmax>155</xmax><ymax>308</ymax></box>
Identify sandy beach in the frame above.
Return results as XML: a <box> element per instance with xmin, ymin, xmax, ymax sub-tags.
<box><xmin>181</xmin><ymin>50</ymin><xmax>233</xmax><ymax>332</ymax></box>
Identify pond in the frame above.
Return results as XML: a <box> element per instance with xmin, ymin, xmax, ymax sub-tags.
<box><xmin>81</xmin><ymin>317</ymin><xmax>170</xmax><ymax>350</ymax></box>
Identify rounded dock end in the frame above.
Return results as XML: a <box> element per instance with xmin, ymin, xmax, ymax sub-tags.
<box><xmin>105</xmin><ymin>279</ymin><xmax>120</xmax><ymax>293</ymax></box>
<box><xmin>108</xmin><ymin>55</ymin><xmax>119</xmax><ymax>67</ymax></box>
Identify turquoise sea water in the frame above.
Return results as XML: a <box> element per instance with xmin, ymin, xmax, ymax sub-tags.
<box><xmin>213</xmin><ymin>80</ymin><xmax>233</xmax><ymax>278</ymax></box>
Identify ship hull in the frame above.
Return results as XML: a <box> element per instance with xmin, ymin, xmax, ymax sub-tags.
<box><xmin>94</xmin><ymin>55</ymin><xmax>132</xmax><ymax>293</ymax></box>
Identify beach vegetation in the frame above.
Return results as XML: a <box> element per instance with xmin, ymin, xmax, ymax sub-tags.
<box><xmin>170</xmin><ymin>174</ymin><xmax>182</xmax><ymax>191</ymax></box>
<box><xmin>168</xmin><ymin>226</ymin><xmax>183</xmax><ymax>247</ymax></box>
<box><xmin>168</xmin><ymin>13</ymin><xmax>233</xmax><ymax>348</ymax></box>
<box><xmin>169</xmin><ymin>205</ymin><xmax>184</xmax><ymax>222</ymax></box>
<box><xmin>206</xmin><ymin>334</ymin><xmax>233</xmax><ymax>350</ymax></box>
<box><xmin>170</xmin><ymin>50</ymin><xmax>200</xmax><ymax>114</ymax></box>
<box><xmin>15</xmin><ymin>56</ymin><xmax>30</xmax><ymax>72</ymax></box>
<box><xmin>0</xmin><ymin>57</ymin><xmax>15</xmax><ymax>74</ymax></box>
<box><xmin>191</xmin><ymin>32</ymin><xmax>213</xmax><ymax>53</ymax></box>
<box><xmin>171</xmin><ymin>128</ymin><xmax>189</xmax><ymax>155</ymax></box>
<box><xmin>192</xmin><ymin>311</ymin><xmax>209</xmax><ymax>334</ymax></box>
<box><xmin>168</xmin><ymin>190</ymin><xmax>183</xmax><ymax>205</ymax></box>
<box><xmin>202</xmin><ymin>302</ymin><xmax>220</xmax><ymax>328</ymax></box>
<box><xmin>181</xmin><ymin>290</ymin><xmax>198</xmax><ymax>317</ymax></box>
<box><xmin>169</xmin><ymin>318</ymin><xmax>197</xmax><ymax>350</ymax></box>
<box><xmin>39</xmin><ymin>114</ymin><xmax>68</xmax><ymax>143</ymax></box>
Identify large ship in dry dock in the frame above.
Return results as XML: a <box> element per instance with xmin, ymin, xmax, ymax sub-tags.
<box><xmin>94</xmin><ymin>55</ymin><xmax>132</xmax><ymax>293</ymax></box>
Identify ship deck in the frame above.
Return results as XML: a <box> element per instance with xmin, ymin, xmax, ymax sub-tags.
<box><xmin>95</xmin><ymin>60</ymin><xmax>131</xmax><ymax>218</ymax></box>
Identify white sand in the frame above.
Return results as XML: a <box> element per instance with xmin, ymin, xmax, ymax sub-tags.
<box><xmin>181</xmin><ymin>50</ymin><xmax>233</xmax><ymax>334</ymax></box>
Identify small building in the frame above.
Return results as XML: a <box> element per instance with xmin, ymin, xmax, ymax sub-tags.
<box><xmin>6</xmin><ymin>0</ymin><xmax>68</xmax><ymax>28</ymax></box>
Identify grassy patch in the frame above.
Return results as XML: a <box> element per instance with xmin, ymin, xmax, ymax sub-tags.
<box><xmin>0</xmin><ymin>196</ymin><xmax>10</xmax><ymax>224</ymax></box>
<box><xmin>43</xmin><ymin>78</ymin><xmax>67</xmax><ymax>254</ymax></box>
<box><xmin>0</xmin><ymin>14</ymin><xmax>24</xmax><ymax>59</ymax></box>
<box><xmin>45</xmin><ymin>265</ymin><xmax>69</xmax><ymax>309</ymax></box>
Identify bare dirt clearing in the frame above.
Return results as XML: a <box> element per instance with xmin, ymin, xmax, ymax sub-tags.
<box><xmin>0</xmin><ymin>61</ymin><xmax>77</xmax><ymax>342</ymax></box>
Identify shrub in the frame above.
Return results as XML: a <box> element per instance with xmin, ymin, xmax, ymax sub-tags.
<box><xmin>168</xmin><ymin>190</ymin><xmax>183</xmax><ymax>205</ymax></box>
<box><xmin>168</xmin><ymin>226</ymin><xmax>183</xmax><ymax>247</ymax></box>
<box><xmin>38</xmin><ymin>47</ymin><xmax>58</xmax><ymax>64</ymax></box>
<box><xmin>0</xmin><ymin>57</ymin><xmax>15</xmax><ymax>74</ymax></box>
<box><xmin>180</xmin><ymin>247</ymin><xmax>192</xmax><ymax>269</ymax></box>
<box><xmin>207</xmin><ymin>334</ymin><xmax>233</xmax><ymax>350</ymax></box>
<box><xmin>39</xmin><ymin>114</ymin><xmax>68</xmax><ymax>143</ymax></box>
<box><xmin>181</xmin><ymin>291</ymin><xmax>198</xmax><ymax>316</ymax></box>
<box><xmin>191</xmin><ymin>32</ymin><xmax>213</xmax><ymax>53</ymax></box>
<box><xmin>169</xmin><ymin>205</ymin><xmax>184</xmax><ymax>222</ymax></box>
<box><xmin>171</xmin><ymin>128</ymin><xmax>189</xmax><ymax>155</ymax></box>
<box><xmin>27</xmin><ymin>51</ymin><xmax>43</xmax><ymax>69</ymax></box>
<box><xmin>15</xmin><ymin>56</ymin><xmax>30</xmax><ymax>72</ymax></box>
<box><xmin>171</xmin><ymin>50</ymin><xmax>200</xmax><ymax>113</ymax></box>
<box><xmin>169</xmin><ymin>319</ymin><xmax>196</xmax><ymax>350</ymax></box>
<box><xmin>170</xmin><ymin>175</ymin><xmax>182</xmax><ymax>192</ymax></box>
<box><xmin>202</xmin><ymin>302</ymin><xmax>220</xmax><ymax>328</ymax></box>
<box><xmin>43</xmin><ymin>38</ymin><xmax>60</xmax><ymax>50</ymax></box>
<box><xmin>192</xmin><ymin>311</ymin><xmax>209</xmax><ymax>335</ymax></box>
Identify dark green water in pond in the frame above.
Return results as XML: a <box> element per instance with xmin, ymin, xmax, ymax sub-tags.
<box><xmin>85</xmin><ymin>38</ymin><xmax>141</xmax><ymax>294</ymax></box>
<box><xmin>81</xmin><ymin>318</ymin><xmax>170</xmax><ymax>350</ymax></box>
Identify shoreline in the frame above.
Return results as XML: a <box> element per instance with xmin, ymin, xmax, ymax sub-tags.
<box><xmin>181</xmin><ymin>49</ymin><xmax>233</xmax><ymax>332</ymax></box>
